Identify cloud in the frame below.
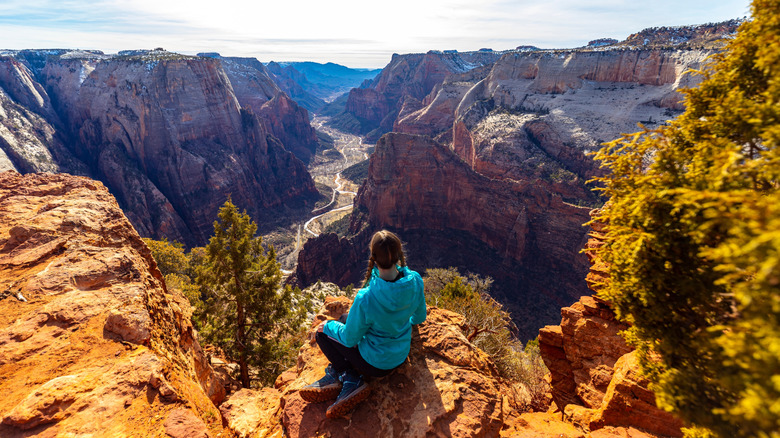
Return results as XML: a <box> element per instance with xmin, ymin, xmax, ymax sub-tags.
<box><xmin>0</xmin><ymin>0</ymin><xmax>752</xmax><ymax>68</ymax></box>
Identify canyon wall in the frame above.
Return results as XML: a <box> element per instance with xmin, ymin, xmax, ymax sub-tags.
<box><xmin>398</xmin><ymin>48</ymin><xmax>713</xmax><ymax>196</ymax></box>
<box><xmin>215</xmin><ymin>56</ymin><xmax>320</xmax><ymax>163</ymax></box>
<box><xmin>0</xmin><ymin>55</ymin><xmax>87</xmax><ymax>175</ymax></box>
<box><xmin>335</xmin><ymin>50</ymin><xmax>503</xmax><ymax>141</ymax></box>
<box><xmin>0</xmin><ymin>50</ymin><xmax>319</xmax><ymax>247</ymax></box>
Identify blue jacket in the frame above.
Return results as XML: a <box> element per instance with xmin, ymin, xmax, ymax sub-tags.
<box><xmin>323</xmin><ymin>265</ymin><xmax>426</xmax><ymax>370</ymax></box>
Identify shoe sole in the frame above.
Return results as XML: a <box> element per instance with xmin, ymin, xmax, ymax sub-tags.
<box><xmin>326</xmin><ymin>384</ymin><xmax>371</xmax><ymax>419</ymax></box>
<box><xmin>299</xmin><ymin>384</ymin><xmax>342</xmax><ymax>403</ymax></box>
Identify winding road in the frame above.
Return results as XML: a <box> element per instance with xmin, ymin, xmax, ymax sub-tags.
<box><xmin>299</xmin><ymin>116</ymin><xmax>371</xmax><ymax>243</ymax></box>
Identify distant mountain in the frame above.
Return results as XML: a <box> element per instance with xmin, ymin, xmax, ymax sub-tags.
<box><xmin>264</xmin><ymin>61</ymin><xmax>328</xmax><ymax>112</ymax></box>
<box><xmin>273</xmin><ymin>61</ymin><xmax>381</xmax><ymax>102</ymax></box>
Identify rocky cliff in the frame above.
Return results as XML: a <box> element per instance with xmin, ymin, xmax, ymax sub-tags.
<box><xmin>0</xmin><ymin>56</ymin><xmax>87</xmax><ymax>175</ymax></box>
<box><xmin>537</xmin><ymin>214</ymin><xmax>684</xmax><ymax>437</ymax></box>
<box><xmin>0</xmin><ymin>49</ymin><xmax>319</xmax><ymax>247</ymax></box>
<box><xmin>0</xmin><ymin>171</ymin><xmax>227</xmax><ymax>437</ymax></box>
<box><xmin>211</xmin><ymin>55</ymin><xmax>320</xmax><ymax>163</ymax></box>
<box><xmin>219</xmin><ymin>296</ymin><xmax>517</xmax><ymax>438</ymax></box>
<box><xmin>219</xmin><ymin>293</ymin><xmax>685</xmax><ymax>438</ymax></box>
<box><xmin>294</xmin><ymin>132</ymin><xmax>592</xmax><ymax>339</ymax></box>
<box><xmin>335</xmin><ymin>50</ymin><xmax>503</xmax><ymax>141</ymax></box>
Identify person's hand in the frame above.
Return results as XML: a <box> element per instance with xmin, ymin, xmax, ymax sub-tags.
<box><xmin>311</xmin><ymin>320</ymin><xmax>326</xmax><ymax>341</ymax></box>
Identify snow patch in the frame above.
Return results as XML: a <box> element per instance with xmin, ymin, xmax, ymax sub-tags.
<box><xmin>79</xmin><ymin>61</ymin><xmax>95</xmax><ymax>84</ymax></box>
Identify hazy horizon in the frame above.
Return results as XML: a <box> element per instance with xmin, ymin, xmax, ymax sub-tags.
<box><xmin>0</xmin><ymin>0</ymin><xmax>751</xmax><ymax>69</ymax></box>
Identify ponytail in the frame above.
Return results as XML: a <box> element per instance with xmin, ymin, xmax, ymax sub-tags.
<box><xmin>363</xmin><ymin>257</ymin><xmax>375</xmax><ymax>287</ymax></box>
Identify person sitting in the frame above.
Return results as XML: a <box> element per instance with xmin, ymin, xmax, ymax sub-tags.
<box><xmin>299</xmin><ymin>230</ymin><xmax>426</xmax><ymax>418</ymax></box>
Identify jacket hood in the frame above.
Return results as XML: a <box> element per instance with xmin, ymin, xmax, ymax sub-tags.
<box><xmin>368</xmin><ymin>265</ymin><xmax>419</xmax><ymax>312</ymax></box>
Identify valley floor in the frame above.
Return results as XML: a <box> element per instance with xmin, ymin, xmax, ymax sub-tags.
<box><xmin>269</xmin><ymin>116</ymin><xmax>371</xmax><ymax>271</ymax></box>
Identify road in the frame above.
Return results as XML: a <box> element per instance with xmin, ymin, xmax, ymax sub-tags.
<box><xmin>299</xmin><ymin>116</ymin><xmax>371</xmax><ymax>243</ymax></box>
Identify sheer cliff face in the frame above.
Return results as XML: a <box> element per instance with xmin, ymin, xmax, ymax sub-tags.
<box><xmin>219</xmin><ymin>57</ymin><xmax>320</xmax><ymax>163</ymax></box>
<box><xmin>32</xmin><ymin>54</ymin><xmax>317</xmax><ymax>246</ymax></box>
<box><xmin>340</xmin><ymin>51</ymin><xmax>502</xmax><ymax>141</ymax></box>
<box><xmin>0</xmin><ymin>56</ymin><xmax>87</xmax><ymax>175</ymax></box>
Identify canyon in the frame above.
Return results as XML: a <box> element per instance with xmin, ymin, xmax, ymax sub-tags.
<box><xmin>293</xmin><ymin>22</ymin><xmax>739</xmax><ymax>337</ymax></box>
<box><xmin>0</xmin><ymin>49</ymin><xmax>320</xmax><ymax>247</ymax></box>
<box><xmin>0</xmin><ymin>19</ymin><xmax>742</xmax><ymax>436</ymax></box>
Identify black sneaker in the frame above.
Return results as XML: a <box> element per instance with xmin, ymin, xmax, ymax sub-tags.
<box><xmin>299</xmin><ymin>364</ymin><xmax>342</xmax><ymax>403</ymax></box>
<box><xmin>325</xmin><ymin>370</ymin><xmax>371</xmax><ymax>419</ymax></box>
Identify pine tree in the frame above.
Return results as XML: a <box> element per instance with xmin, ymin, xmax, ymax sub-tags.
<box><xmin>143</xmin><ymin>237</ymin><xmax>204</xmax><ymax>318</ymax></box>
<box><xmin>197</xmin><ymin>199</ymin><xmax>309</xmax><ymax>388</ymax></box>
<box><xmin>592</xmin><ymin>1</ymin><xmax>780</xmax><ymax>436</ymax></box>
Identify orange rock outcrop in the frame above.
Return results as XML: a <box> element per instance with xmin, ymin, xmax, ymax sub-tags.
<box><xmin>0</xmin><ymin>171</ymin><xmax>226</xmax><ymax>437</ymax></box>
<box><xmin>536</xmin><ymin>212</ymin><xmax>684</xmax><ymax>437</ymax></box>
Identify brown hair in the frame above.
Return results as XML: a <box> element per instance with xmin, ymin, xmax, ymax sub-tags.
<box><xmin>363</xmin><ymin>230</ymin><xmax>407</xmax><ymax>285</ymax></box>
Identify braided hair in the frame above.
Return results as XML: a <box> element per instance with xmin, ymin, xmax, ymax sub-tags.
<box><xmin>363</xmin><ymin>230</ymin><xmax>406</xmax><ymax>286</ymax></box>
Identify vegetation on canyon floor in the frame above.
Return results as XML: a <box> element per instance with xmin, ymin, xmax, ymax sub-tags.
<box><xmin>592</xmin><ymin>1</ymin><xmax>779</xmax><ymax>436</ymax></box>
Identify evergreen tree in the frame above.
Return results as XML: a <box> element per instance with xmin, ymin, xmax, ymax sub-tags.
<box><xmin>592</xmin><ymin>1</ymin><xmax>779</xmax><ymax>436</ymax></box>
<box><xmin>143</xmin><ymin>237</ymin><xmax>204</xmax><ymax>318</ymax></box>
<box><xmin>197</xmin><ymin>199</ymin><xmax>308</xmax><ymax>388</ymax></box>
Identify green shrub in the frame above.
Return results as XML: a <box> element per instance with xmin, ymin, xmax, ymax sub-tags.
<box><xmin>424</xmin><ymin>268</ymin><xmax>548</xmax><ymax>409</ymax></box>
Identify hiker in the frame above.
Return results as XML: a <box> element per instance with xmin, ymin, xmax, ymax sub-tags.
<box><xmin>299</xmin><ymin>230</ymin><xmax>426</xmax><ymax>418</ymax></box>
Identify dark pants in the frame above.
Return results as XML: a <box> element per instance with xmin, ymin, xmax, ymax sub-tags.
<box><xmin>316</xmin><ymin>314</ymin><xmax>396</xmax><ymax>378</ymax></box>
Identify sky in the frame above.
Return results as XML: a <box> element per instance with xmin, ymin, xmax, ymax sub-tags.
<box><xmin>0</xmin><ymin>0</ymin><xmax>752</xmax><ymax>69</ymax></box>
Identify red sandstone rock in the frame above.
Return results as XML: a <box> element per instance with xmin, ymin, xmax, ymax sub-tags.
<box><xmin>219</xmin><ymin>388</ymin><xmax>284</xmax><ymax>438</ymax></box>
<box><xmin>0</xmin><ymin>172</ymin><xmax>225</xmax><ymax>437</ymax></box>
<box><xmin>587</xmin><ymin>352</ymin><xmax>683</xmax><ymax>437</ymax></box>
<box><xmin>164</xmin><ymin>408</ymin><xmax>212</xmax><ymax>438</ymax></box>
<box><xmin>539</xmin><ymin>295</ymin><xmax>632</xmax><ymax>410</ymax></box>
<box><xmin>537</xmin><ymin>213</ymin><xmax>684</xmax><ymax>437</ymax></box>
<box><xmin>501</xmin><ymin>412</ymin><xmax>586</xmax><ymax>438</ymax></box>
